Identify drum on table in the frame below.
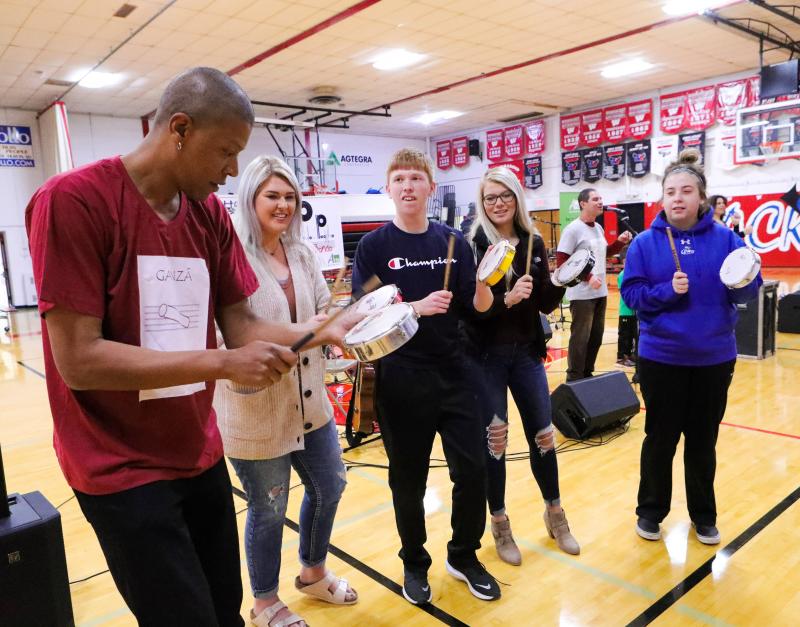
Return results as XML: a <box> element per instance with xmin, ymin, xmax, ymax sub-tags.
<box><xmin>552</xmin><ymin>249</ymin><xmax>596</xmax><ymax>287</ymax></box>
<box><xmin>344</xmin><ymin>302</ymin><xmax>419</xmax><ymax>362</ymax></box>
<box><xmin>720</xmin><ymin>247</ymin><xmax>761</xmax><ymax>289</ymax></box>
<box><xmin>352</xmin><ymin>284</ymin><xmax>401</xmax><ymax>314</ymax></box>
<box><xmin>477</xmin><ymin>240</ymin><xmax>516</xmax><ymax>286</ymax></box>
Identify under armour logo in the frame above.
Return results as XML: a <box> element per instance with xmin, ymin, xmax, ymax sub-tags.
<box><xmin>680</xmin><ymin>239</ymin><xmax>690</xmax><ymax>245</ymax></box>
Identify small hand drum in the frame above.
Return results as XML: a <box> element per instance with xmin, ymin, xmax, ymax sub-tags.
<box><xmin>552</xmin><ymin>249</ymin><xmax>596</xmax><ymax>287</ymax></box>
<box><xmin>353</xmin><ymin>284</ymin><xmax>401</xmax><ymax>314</ymax></box>
<box><xmin>343</xmin><ymin>302</ymin><xmax>419</xmax><ymax>362</ymax></box>
<box><xmin>719</xmin><ymin>247</ymin><xmax>761</xmax><ymax>289</ymax></box>
<box><xmin>477</xmin><ymin>240</ymin><xmax>516</xmax><ymax>286</ymax></box>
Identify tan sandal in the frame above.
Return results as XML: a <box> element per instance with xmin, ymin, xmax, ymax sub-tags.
<box><xmin>250</xmin><ymin>601</ymin><xmax>306</xmax><ymax>627</ymax></box>
<box><xmin>295</xmin><ymin>571</ymin><xmax>358</xmax><ymax>605</ymax></box>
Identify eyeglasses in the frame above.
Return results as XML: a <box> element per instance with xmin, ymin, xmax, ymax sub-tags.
<box><xmin>483</xmin><ymin>191</ymin><xmax>515</xmax><ymax>206</ymax></box>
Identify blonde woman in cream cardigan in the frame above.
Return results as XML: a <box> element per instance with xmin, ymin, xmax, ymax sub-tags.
<box><xmin>215</xmin><ymin>156</ymin><xmax>356</xmax><ymax>627</ymax></box>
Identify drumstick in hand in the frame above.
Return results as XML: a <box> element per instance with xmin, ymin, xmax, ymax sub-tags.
<box><xmin>665</xmin><ymin>228</ymin><xmax>682</xmax><ymax>272</ymax></box>
<box><xmin>291</xmin><ymin>275</ymin><xmax>382</xmax><ymax>353</ymax></box>
<box><xmin>325</xmin><ymin>264</ymin><xmax>348</xmax><ymax>314</ymax></box>
<box><xmin>525</xmin><ymin>232</ymin><xmax>534</xmax><ymax>276</ymax></box>
<box><xmin>443</xmin><ymin>232</ymin><xmax>457</xmax><ymax>291</ymax></box>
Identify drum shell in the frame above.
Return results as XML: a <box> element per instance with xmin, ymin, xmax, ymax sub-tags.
<box><xmin>478</xmin><ymin>241</ymin><xmax>516</xmax><ymax>286</ymax></box>
<box><xmin>344</xmin><ymin>305</ymin><xmax>419</xmax><ymax>361</ymax></box>
<box><xmin>720</xmin><ymin>249</ymin><xmax>761</xmax><ymax>289</ymax></box>
<box><xmin>554</xmin><ymin>251</ymin><xmax>596</xmax><ymax>287</ymax></box>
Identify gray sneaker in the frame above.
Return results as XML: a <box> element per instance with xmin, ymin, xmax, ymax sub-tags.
<box><xmin>694</xmin><ymin>524</ymin><xmax>721</xmax><ymax>545</ymax></box>
<box><xmin>402</xmin><ymin>569</ymin><xmax>432</xmax><ymax>605</ymax></box>
<box><xmin>636</xmin><ymin>517</ymin><xmax>661</xmax><ymax>540</ymax></box>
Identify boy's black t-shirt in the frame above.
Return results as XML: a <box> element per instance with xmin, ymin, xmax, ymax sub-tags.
<box><xmin>352</xmin><ymin>221</ymin><xmax>476</xmax><ymax>368</ymax></box>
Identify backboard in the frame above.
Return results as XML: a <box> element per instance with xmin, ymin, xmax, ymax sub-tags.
<box><xmin>735</xmin><ymin>98</ymin><xmax>800</xmax><ymax>164</ymax></box>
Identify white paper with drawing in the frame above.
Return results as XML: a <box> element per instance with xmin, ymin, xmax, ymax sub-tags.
<box><xmin>137</xmin><ymin>255</ymin><xmax>210</xmax><ymax>401</ymax></box>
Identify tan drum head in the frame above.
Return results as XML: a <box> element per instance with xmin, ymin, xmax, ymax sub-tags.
<box><xmin>554</xmin><ymin>249</ymin><xmax>593</xmax><ymax>286</ymax></box>
<box><xmin>354</xmin><ymin>284</ymin><xmax>400</xmax><ymax>314</ymax></box>
<box><xmin>719</xmin><ymin>248</ymin><xmax>760</xmax><ymax>288</ymax></box>
<box><xmin>345</xmin><ymin>302</ymin><xmax>414</xmax><ymax>345</ymax></box>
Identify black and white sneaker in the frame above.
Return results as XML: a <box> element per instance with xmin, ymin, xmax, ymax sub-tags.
<box><xmin>693</xmin><ymin>523</ymin><xmax>721</xmax><ymax>545</ymax></box>
<box><xmin>636</xmin><ymin>517</ymin><xmax>661</xmax><ymax>541</ymax></box>
<box><xmin>445</xmin><ymin>560</ymin><xmax>501</xmax><ymax>601</ymax></box>
<box><xmin>402</xmin><ymin>569</ymin><xmax>432</xmax><ymax>605</ymax></box>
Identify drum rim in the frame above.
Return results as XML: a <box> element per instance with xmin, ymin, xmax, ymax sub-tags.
<box><xmin>345</xmin><ymin>302</ymin><xmax>416</xmax><ymax>345</ymax></box>
<box><xmin>477</xmin><ymin>240</ymin><xmax>515</xmax><ymax>282</ymax></box>
<box><xmin>555</xmin><ymin>248</ymin><xmax>595</xmax><ymax>283</ymax></box>
<box><xmin>355</xmin><ymin>284</ymin><xmax>400</xmax><ymax>313</ymax></box>
<box><xmin>720</xmin><ymin>248</ymin><xmax>760</xmax><ymax>286</ymax></box>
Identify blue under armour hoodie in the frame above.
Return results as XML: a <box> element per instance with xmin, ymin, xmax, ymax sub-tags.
<box><xmin>621</xmin><ymin>209</ymin><xmax>762</xmax><ymax>366</ymax></box>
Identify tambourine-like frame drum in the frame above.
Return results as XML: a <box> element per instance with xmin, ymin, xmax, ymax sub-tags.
<box><xmin>343</xmin><ymin>302</ymin><xmax>419</xmax><ymax>362</ymax></box>
<box><xmin>719</xmin><ymin>247</ymin><xmax>761</xmax><ymax>289</ymax></box>
<box><xmin>552</xmin><ymin>249</ymin><xmax>596</xmax><ymax>287</ymax></box>
<box><xmin>477</xmin><ymin>240</ymin><xmax>516</xmax><ymax>286</ymax></box>
<box><xmin>353</xmin><ymin>284</ymin><xmax>401</xmax><ymax>314</ymax></box>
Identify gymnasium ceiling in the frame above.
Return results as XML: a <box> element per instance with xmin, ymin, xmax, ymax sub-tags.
<box><xmin>1</xmin><ymin>0</ymin><xmax>799</xmax><ymax>138</ymax></box>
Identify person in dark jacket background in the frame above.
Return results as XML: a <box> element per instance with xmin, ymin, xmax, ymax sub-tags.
<box><xmin>622</xmin><ymin>150</ymin><xmax>762</xmax><ymax>546</ymax></box>
<box><xmin>465</xmin><ymin>167</ymin><xmax>580</xmax><ymax>564</ymax></box>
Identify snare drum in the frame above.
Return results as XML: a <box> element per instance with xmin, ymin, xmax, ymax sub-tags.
<box><xmin>343</xmin><ymin>302</ymin><xmax>419</xmax><ymax>362</ymax></box>
<box><xmin>719</xmin><ymin>247</ymin><xmax>761</xmax><ymax>289</ymax></box>
<box><xmin>477</xmin><ymin>240</ymin><xmax>516</xmax><ymax>286</ymax></box>
<box><xmin>353</xmin><ymin>284</ymin><xmax>401</xmax><ymax>314</ymax></box>
<box><xmin>552</xmin><ymin>249</ymin><xmax>596</xmax><ymax>287</ymax></box>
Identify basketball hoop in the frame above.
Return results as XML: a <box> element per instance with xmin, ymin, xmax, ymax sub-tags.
<box><xmin>759</xmin><ymin>140</ymin><xmax>784</xmax><ymax>166</ymax></box>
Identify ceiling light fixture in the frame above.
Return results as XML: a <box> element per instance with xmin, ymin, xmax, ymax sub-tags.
<box><xmin>372</xmin><ymin>49</ymin><xmax>425</xmax><ymax>71</ymax></box>
<box><xmin>412</xmin><ymin>110</ymin><xmax>463</xmax><ymax>125</ymax></box>
<box><xmin>601</xmin><ymin>59</ymin><xmax>654</xmax><ymax>79</ymax></box>
<box><xmin>78</xmin><ymin>71</ymin><xmax>124</xmax><ymax>88</ymax></box>
<box><xmin>662</xmin><ymin>0</ymin><xmax>732</xmax><ymax>16</ymax></box>
<box><xmin>254</xmin><ymin>116</ymin><xmax>314</xmax><ymax>129</ymax></box>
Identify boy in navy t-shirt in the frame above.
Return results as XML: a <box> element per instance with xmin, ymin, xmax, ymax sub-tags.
<box><xmin>352</xmin><ymin>148</ymin><xmax>499</xmax><ymax>604</ymax></box>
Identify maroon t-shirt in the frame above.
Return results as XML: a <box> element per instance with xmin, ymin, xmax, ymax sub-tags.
<box><xmin>25</xmin><ymin>157</ymin><xmax>258</xmax><ymax>495</ymax></box>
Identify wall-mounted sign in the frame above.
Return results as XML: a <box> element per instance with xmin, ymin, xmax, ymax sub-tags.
<box><xmin>0</xmin><ymin>125</ymin><xmax>34</xmax><ymax>167</ymax></box>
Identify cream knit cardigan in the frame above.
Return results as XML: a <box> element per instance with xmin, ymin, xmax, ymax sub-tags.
<box><xmin>214</xmin><ymin>240</ymin><xmax>333</xmax><ymax>460</ymax></box>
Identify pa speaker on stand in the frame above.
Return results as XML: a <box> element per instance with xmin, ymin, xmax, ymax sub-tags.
<box><xmin>551</xmin><ymin>371</ymin><xmax>640</xmax><ymax>439</ymax></box>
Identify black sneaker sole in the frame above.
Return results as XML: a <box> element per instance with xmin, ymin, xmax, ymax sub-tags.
<box><xmin>402</xmin><ymin>584</ymin><xmax>432</xmax><ymax>605</ymax></box>
<box><xmin>445</xmin><ymin>561</ymin><xmax>500</xmax><ymax>601</ymax></box>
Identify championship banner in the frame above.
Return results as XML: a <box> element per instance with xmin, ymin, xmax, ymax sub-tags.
<box><xmin>452</xmin><ymin>136</ymin><xmax>469</xmax><ymax>167</ymax></box>
<box><xmin>490</xmin><ymin>158</ymin><xmax>524</xmax><ymax>184</ymax></box>
<box><xmin>504</xmin><ymin>125</ymin><xmax>523</xmax><ymax>158</ymax></box>
<box><xmin>625</xmin><ymin>140</ymin><xmax>651</xmax><ymax>178</ymax></box>
<box><xmin>581</xmin><ymin>109</ymin><xmax>604</xmax><ymax>147</ymax></box>
<box><xmin>436</xmin><ymin>139</ymin><xmax>452</xmax><ymax>170</ymax></box>
<box><xmin>524</xmin><ymin>119</ymin><xmax>545</xmax><ymax>155</ymax></box>
<box><xmin>686</xmin><ymin>86</ymin><xmax>717</xmax><ymax>130</ymax></box>
<box><xmin>627</xmin><ymin>99</ymin><xmax>652</xmax><ymax>139</ymax></box>
<box><xmin>560</xmin><ymin>115</ymin><xmax>582</xmax><ymax>150</ymax></box>
<box><xmin>717</xmin><ymin>79</ymin><xmax>750</xmax><ymax>126</ymax></box>
<box><xmin>660</xmin><ymin>92</ymin><xmax>688</xmax><ymax>133</ymax></box>
<box><xmin>561</xmin><ymin>151</ymin><xmax>582</xmax><ymax>186</ymax></box>
<box><xmin>603</xmin><ymin>144</ymin><xmax>626</xmax><ymax>180</ymax></box>
<box><xmin>678</xmin><ymin>130</ymin><xmax>706</xmax><ymax>163</ymax></box>
<box><xmin>651</xmin><ymin>135</ymin><xmax>678</xmax><ymax>175</ymax></box>
<box><xmin>747</xmin><ymin>76</ymin><xmax>760</xmax><ymax>105</ymax></box>
<box><xmin>523</xmin><ymin>156</ymin><xmax>543</xmax><ymax>189</ymax></box>
<box><xmin>486</xmin><ymin>128</ymin><xmax>505</xmax><ymax>162</ymax></box>
<box><xmin>603</xmin><ymin>104</ymin><xmax>628</xmax><ymax>144</ymax></box>
<box><xmin>581</xmin><ymin>147</ymin><xmax>603</xmax><ymax>183</ymax></box>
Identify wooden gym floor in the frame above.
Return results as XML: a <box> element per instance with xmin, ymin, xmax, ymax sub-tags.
<box><xmin>2</xmin><ymin>268</ymin><xmax>799</xmax><ymax>626</ymax></box>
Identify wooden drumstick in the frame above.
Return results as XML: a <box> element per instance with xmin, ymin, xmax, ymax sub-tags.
<box><xmin>442</xmin><ymin>232</ymin><xmax>457</xmax><ymax>291</ymax></box>
<box><xmin>291</xmin><ymin>274</ymin><xmax>381</xmax><ymax>353</ymax></box>
<box><xmin>665</xmin><ymin>228</ymin><xmax>682</xmax><ymax>272</ymax></box>
<box><xmin>525</xmin><ymin>232</ymin><xmax>534</xmax><ymax>276</ymax></box>
<box><xmin>325</xmin><ymin>264</ymin><xmax>348</xmax><ymax>314</ymax></box>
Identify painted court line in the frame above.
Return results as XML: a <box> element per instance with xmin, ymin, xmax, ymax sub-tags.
<box><xmin>627</xmin><ymin>484</ymin><xmax>800</xmax><ymax>625</ymax></box>
<box><xmin>720</xmin><ymin>421</ymin><xmax>800</xmax><ymax>441</ymax></box>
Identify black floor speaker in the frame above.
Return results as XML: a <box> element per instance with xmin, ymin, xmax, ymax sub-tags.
<box><xmin>551</xmin><ymin>371</ymin><xmax>640</xmax><ymax>439</ymax></box>
<box><xmin>778</xmin><ymin>291</ymin><xmax>800</xmax><ymax>333</ymax></box>
<box><xmin>735</xmin><ymin>280</ymin><xmax>778</xmax><ymax>358</ymax></box>
<box><xmin>0</xmin><ymin>491</ymin><xmax>75</xmax><ymax>626</ymax></box>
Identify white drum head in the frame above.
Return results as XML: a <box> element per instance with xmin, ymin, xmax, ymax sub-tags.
<box><xmin>345</xmin><ymin>303</ymin><xmax>414</xmax><ymax>345</ymax></box>
<box><xmin>354</xmin><ymin>284</ymin><xmax>399</xmax><ymax>314</ymax></box>
<box><xmin>720</xmin><ymin>248</ymin><xmax>760</xmax><ymax>288</ymax></box>
<box><xmin>477</xmin><ymin>241</ymin><xmax>511</xmax><ymax>282</ymax></box>
<box><xmin>555</xmin><ymin>249</ymin><xmax>592</xmax><ymax>285</ymax></box>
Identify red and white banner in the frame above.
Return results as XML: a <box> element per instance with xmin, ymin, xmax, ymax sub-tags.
<box><xmin>603</xmin><ymin>104</ymin><xmax>628</xmax><ymax>144</ymax></box>
<box><xmin>716</xmin><ymin>79</ymin><xmax>750</xmax><ymax>126</ymax></box>
<box><xmin>486</xmin><ymin>128</ymin><xmax>504</xmax><ymax>162</ymax></box>
<box><xmin>747</xmin><ymin>76</ymin><xmax>760</xmax><ymax>106</ymax></box>
<box><xmin>452</xmin><ymin>136</ymin><xmax>469</xmax><ymax>167</ymax></box>
<box><xmin>660</xmin><ymin>92</ymin><xmax>688</xmax><ymax>133</ymax></box>
<box><xmin>686</xmin><ymin>86</ymin><xmax>717</xmax><ymax>130</ymax></box>
<box><xmin>524</xmin><ymin>120</ymin><xmax>545</xmax><ymax>155</ymax></box>
<box><xmin>436</xmin><ymin>139</ymin><xmax>451</xmax><ymax>170</ymax></box>
<box><xmin>504</xmin><ymin>125</ymin><xmax>523</xmax><ymax>158</ymax></box>
<box><xmin>627</xmin><ymin>99</ymin><xmax>652</xmax><ymax>139</ymax></box>
<box><xmin>489</xmin><ymin>159</ymin><xmax>524</xmax><ymax>185</ymax></box>
<box><xmin>580</xmin><ymin>109</ymin><xmax>604</xmax><ymax>147</ymax></box>
<box><xmin>560</xmin><ymin>115</ymin><xmax>581</xmax><ymax>150</ymax></box>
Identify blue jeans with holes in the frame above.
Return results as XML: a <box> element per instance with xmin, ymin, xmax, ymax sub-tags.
<box><xmin>480</xmin><ymin>343</ymin><xmax>560</xmax><ymax>514</ymax></box>
<box><xmin>229</xmin><ymin>419</ymin><xmax>346</xmax><ymax>599</ymax></box>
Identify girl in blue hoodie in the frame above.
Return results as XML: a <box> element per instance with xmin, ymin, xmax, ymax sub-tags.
<box><xmin>621</xmin><ymin>149</ymin><xmax>761</xmax><ymax>546</ymax></box>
